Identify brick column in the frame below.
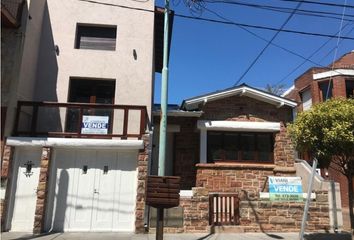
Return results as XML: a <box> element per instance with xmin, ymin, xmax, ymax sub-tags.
<box><xmin>273</xmin><ymin>122</ymin><xmax>296</xmax><ymax>176</ymax></box>
<box><xmin>135</xmin><ymin>134</ymin><xmax>150</xmax><ymax>233</ymax></box>
<box><xmin>33</xmin><ymin>147</ymin><xmax>52</xmax><ymax>233</ymax></box>
<box><xmin>1</xmin><ymin>145</ymin><xmax>14</xmax><ymax>231</ymax></box>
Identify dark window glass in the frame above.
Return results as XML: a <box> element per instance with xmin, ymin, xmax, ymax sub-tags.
<box><xmin>319</xmin><ymin>81</ymin><xmax>332</xmax><ymax>101</ymax></box>
<box><xmin>346</xmin><ymin>80</ymin><xmax>354</xmax><ymax>98</ymax></box>
<box><xmin>257</xmin><ymin>134</ymin><xmax>272</xmax><ymax>162</ymax></box>
<box><xmin>75</xmin><ymin>25</ymin><xmax>117</xmax><ymax>51</ymax></box>
<box><xmin>207</xmin><ymin>132</ymin><xmax>274</xmax><ymax>163</ymax></box>
<box><xmin>241</xmin><ymin>133</ymin><xmax>255</xmax><ymax>161</ymax></box>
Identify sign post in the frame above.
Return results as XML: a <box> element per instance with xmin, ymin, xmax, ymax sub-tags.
<box><xmin>299</xmin><ymin>158</ymin><xmax>318</xmax><ymax>240</ymax></box>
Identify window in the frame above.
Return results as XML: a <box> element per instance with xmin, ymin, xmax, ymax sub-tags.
<box><xmin>300</xmin><ymin>88</ymin><xmax>312</xmax><ymax>111</ymax></box>
<box><xmin>75</xmin><ymin>24</ymin><xmax>117</xmax><ymax>51</ymax></box>
<box><xmin>319</xmin><ymin>81</ymin><xmax>332</xmax><ymax>102</ymax></box>
<box><xmin>346</xmin><ymin>80</ymin><xmax>354</xmax><ymax>98</ymax></box>
<box><xmin>207</xmin><ymin>132</ymin><xmax>274</xmax><ymax>163</ymax></box>
<box><xmin>66</xmin><ymin>78</ymin><xmax>115</xmax><ymax>133</ymax></box>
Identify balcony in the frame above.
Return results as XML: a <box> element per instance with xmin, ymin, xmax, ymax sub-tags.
<box><xmin>13</xmin><ymin>101</ymin><xmax>148</xmax><ymax>139</ymax></box>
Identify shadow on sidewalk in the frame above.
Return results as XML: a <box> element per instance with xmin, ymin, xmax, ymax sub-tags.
<box><xmin>304</xmin><ymin>232</ymin><xmax>352</xmax><ymax>240</ymax></box>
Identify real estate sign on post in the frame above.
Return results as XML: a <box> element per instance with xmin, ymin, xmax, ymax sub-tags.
<box><xmin>81</xmin><ymin>115</ymin><xmax>109</xmax><ymax>134</ymax></box>
<box><xmin>269</xmin><ymin>176</ymin><xmax>303</xmax><ymax>202</ymax></box>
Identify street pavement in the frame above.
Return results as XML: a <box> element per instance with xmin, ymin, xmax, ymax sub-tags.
<box><xmin>1</xmin><ymin>232</ymin><xmax>353</xmax><ymax>240</ymax></box>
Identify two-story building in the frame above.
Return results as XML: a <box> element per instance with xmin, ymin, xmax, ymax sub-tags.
<box><xmin>1</xmin><ymin>0</ymin><xmax>172</xmax><ymax>233</ymax></box>
<box><xmin>283</xmin><ymin>51</ymin><xmax>354</xmax><ymax>229</ymax></box>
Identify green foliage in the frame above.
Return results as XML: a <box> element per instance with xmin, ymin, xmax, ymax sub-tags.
<box><xmin>288</xmin><ymin>98</ymin><xmax>354</xmax><ymax>169</ymax></box>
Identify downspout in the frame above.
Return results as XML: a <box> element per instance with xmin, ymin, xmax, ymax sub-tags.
<box><xmin>144</xmin><ymin>127</ymin><xmax>154</xmax><ymax>232</ymax></box>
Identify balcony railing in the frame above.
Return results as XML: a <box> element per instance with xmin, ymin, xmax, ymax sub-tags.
<box><xmin>14</xmin><ymin>101</ymin><xmax>148</xmax><ymax>139</ymax></box>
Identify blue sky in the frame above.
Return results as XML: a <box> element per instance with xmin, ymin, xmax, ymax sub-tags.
<box><xmin>154</xmin><ymin>0</ymin><xmax>354</xmax><ymax>104</ymax></box>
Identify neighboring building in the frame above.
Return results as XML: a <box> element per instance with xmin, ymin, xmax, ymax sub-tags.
<box><xmin>150</xmin><ymin>84</ymin><xmax>342</xmax><ymax>233</ymax></box>
<box><xmin>283</xmin><ymin>51</ymin><xmax>354</xmax><ymax>210</ymax></box>
<box><xmin>1</xmin><ymin>0</ymin><xmax>171</xmax><ymax>233</ymax></box>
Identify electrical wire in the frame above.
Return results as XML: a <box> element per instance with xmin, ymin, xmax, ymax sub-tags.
<box><xmin>204</xmin><ymin>0</ymin><xmax>354</xmax><ymax>22</ymax></box>
<box><xmin>275</xmin><ymin>22</ymin><xmax>354</xmax><ymax>86</ymax></box>
<box><xmin>79</xmin><ymin>0</ymin><xmax>354</xmax><ymax>40</ymax></box>
<box><xmin>279</xmin><ymin>0</ymin><xmax>354</xmax><ymax>9</ymax></box>
<box><xmin>234</xmin><ymin>1</ymin><xmax>303</xmax><ymax>86</ymax></box>
<box><xmin>326</xmin><ymin>0</ymin><xmax>348</xmax><ymax>99</ymax></box>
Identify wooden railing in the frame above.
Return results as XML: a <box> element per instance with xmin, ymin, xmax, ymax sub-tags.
<box><xmin>13</xmin><ymin>101</ymin><xmax>148</xmax><ymax>139</ymax></box>
<box><xmin>209</xmin><ymin>193</ymin><xmax>240</xmax><ymax>226</ymax></box>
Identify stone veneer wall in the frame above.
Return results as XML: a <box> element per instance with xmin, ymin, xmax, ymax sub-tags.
<box><xmin>239</xmin><ymin>191</ymin><xmax>330</xmax><ymax>232</ymax></box>
<box><xmin>135</xmin><ymin>134</ymin><xmax>150</xmax><ymax>233</ymax></box>
<box><xmin>196</xmin><ymin>163</ymin><xmax>274</xmax><ymax>198</ymax></box>
<box><xmin>33</xmin><ymin>147</ymin><xmax>52</xmax><ymax>233</ymax></box>
<box><xmin>1</xmin><ymin>145</ymin><xmax>14</xmax><ymax>231</ymax></box>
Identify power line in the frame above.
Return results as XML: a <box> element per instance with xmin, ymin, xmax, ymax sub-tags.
<box><xmin>204</xmin><ymin>0</ymin><xmax>354</xmax><ymax>21</ymax></box>
<box><xmin>233</xmin><ymin>1</ymin><xmax>303</xmax><ymax>85</ymax></box>
<box><xmin>279</xmin><ymin>0</ymin><xmax>354</xmax><ymax>9</ymax></box>
<box><xmin>275</xmin><ymin>22</ymin><xmax>354</xmax><ymax>86</ymax></box>
<box><xmin>79</xmin><ymin>0</ymin><xmax>353</xmax><ymax>77</ymax></box>
<box><xmin>326</xmin><ymin>0</ymin><xmax>347</xmax><ymax>99</ymax></box>
<box><xmin>175</xmin><ymin>14</ymin><xmax>354</xmax><ymax>40</ymax></box>
<box><xmin>195</xmin><ymin>2</ymin><xmax>351</xmax><ymax>77</ymax></box>
<box><xmin>79</xmin><ymin>0</ymin><xmax>354</xmax><ymax>40</ymax></box>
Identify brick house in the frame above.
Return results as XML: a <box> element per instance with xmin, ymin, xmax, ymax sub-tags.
<box><xmin>1</xmin><ymin>0</ymin><xmax>171</xmax><ymax>233</ymax></box>
<box><xmin>283</xmin><ymin>51</ymin><xmax>354</xmax><ymax>211</ymax></box>
<box><xmin>150</xmin><ymin>84</ymin><xmax>340</xmax><ymax>233</ymax></box>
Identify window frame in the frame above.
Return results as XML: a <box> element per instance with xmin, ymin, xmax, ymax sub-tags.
<box><xmin>74</xmin><ymin>23</ymin><xmax>117</xmax><ymax>51</ymax></box>
<box><xmin>206</xmin><ymin>131</ymin><xmax>275</xmax><ymax>164</ymax></box>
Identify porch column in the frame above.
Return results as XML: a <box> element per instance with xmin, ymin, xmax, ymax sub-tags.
<box><xmin>1</xmin><ymin>145</ymin><xmax>15</xmax><ymax>231</ymax></box>
<box><xmin>33</xmin><ymin>147</ymin><xmax>52</xmax><ymax>233</ymax></box>
<box><xmin>200</xmin><ymin>129</ymin><xmax>207</xmax><ymax>164</ymax></box>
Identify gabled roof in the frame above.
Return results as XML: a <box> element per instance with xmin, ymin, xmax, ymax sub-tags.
<box><xmin>181</xmin><ymin>83</ymin><xmax>297</xmax><ymax>110</ymax></box>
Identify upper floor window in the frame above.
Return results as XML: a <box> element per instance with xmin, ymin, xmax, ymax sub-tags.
<box><xmin>207</xmin><ymin>131</ymin><xmax>274</xmax><ymax>163</ymax></box>
<box><xmin>75</xmin><ymin>24</ymin><xmax>117</xmax><ymax>51</ymax></box>
<box><xmin>300</xmin><ymin>88</ymin><xmax>312</xmax><ymax>111</ymax></box>
<box><xmin>319</xmin><ymin>81</ymin><xmax>332</xmax><ymax>102</ymax></box>
<box><xmin>346</xmin><ymin>80</ymin><xmax>354</xmax><ymax>98</ymax></box>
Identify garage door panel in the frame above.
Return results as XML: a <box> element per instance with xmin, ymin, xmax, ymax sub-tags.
<box><xmin>69</xmin><ymin>150</ymin><xmax>96</xmax><ymax>230</ymax></box>
<box><xmin>92</xmin><ymin>151</ymin><xmax>118</xmax><ymax>230</ymax></box>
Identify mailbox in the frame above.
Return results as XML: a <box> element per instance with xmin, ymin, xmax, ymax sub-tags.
<box><xmin>146</xmin><ymin>176</ymin><xmax>181</xmax><ymax>209</ymax></box>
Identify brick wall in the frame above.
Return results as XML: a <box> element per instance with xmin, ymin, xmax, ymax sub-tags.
<box><xmin>239</xmin><ymin>191</ymin><xmax>330</xmax><ymax>232</ymax></box>
<box><xmin>33</xmin><ymin>147</ymin><xmax>52</xmax><ymax>233</ymax></box>
<box><xmin>135</xmin><ymin>134</ymin><xmax>150</xmax><ymax>233</ymax></box>
<box><xmin>196</xmin><ymin>163</ymin><xmax>274</xmax><ymax>198</ymax></box>
<box><xmin>1</xmin><ymin>145</ymin><xmax>14</xmax><ymax>231</ymax></box>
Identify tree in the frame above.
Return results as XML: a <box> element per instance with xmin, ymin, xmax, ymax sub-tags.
<box><xmin>265</xmin><ymin>84</ymin><xmax>286</xmax><ymax>96</ymax></box>
<box><xmin>288</xmin><ymin>98</ymin><xmax>354</xmax><ymax>231</ymax></box>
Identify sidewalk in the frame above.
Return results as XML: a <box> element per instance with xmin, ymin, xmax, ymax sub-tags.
<box><xmin>1</xmin><ymin>232</ymin><xmax>352</xmax><ymax>240</ymax></box>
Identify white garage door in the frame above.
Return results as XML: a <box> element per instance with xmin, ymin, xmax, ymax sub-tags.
<box><xmin>50</xmin><ymin>149</ymin><xmax>138</xmax><ymax>232</ymax></box>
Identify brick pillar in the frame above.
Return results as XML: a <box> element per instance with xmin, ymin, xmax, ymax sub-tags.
<box><xmin>33</xmin><ymin>147</ymin><xmax>52</xmax><ymax>233</ymax></box>
<box><xmin>1</xmin><ymin>145</ymin><xmax>14</xmax><ymax>231</ymax></box>
<box><xmin>135</xmin><ymin>134</ymin><xmax>150</xmax><ymax>233</ymax></box>
<box><xmin>273</xmin><ymin>122</ymin><xmax>296</xmax><ymax>176</ymax></box>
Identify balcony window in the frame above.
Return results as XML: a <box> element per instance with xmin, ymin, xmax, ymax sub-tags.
<box><xmin>75</xmin><ymin>24</ymin><xmax>117</xmax><ymax>51</ymax></box>
<box><xmin>207</xmin><ymin>131</ymin><xmax>274</xmax><ymax>163</ymax></box>
<box><xmin>66</xmin><ymin>79</ymin><xmax>115</xmax><ymax>133</ymax></box>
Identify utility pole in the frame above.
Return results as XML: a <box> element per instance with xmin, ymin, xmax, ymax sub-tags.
<box><xmin>156</xmin><ymin>0</ymin><xmax>170</xmax><ymax>238</ymax></box>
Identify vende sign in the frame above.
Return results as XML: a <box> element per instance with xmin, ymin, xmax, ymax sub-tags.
<box><xmin>81</xmin><ymin>115</ymin><xmax>109</xmax><ymax>134</ymax></box>
<box><xmin>269</xmin><ymin>176</ymin><xmax>303</xmax><ymax>202</ymax></box>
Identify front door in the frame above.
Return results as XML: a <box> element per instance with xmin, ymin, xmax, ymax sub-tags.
<box><xmin>9</xmin><ymin>148</ymin><xmax>42</xmax><ymax>231</ymax></box>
